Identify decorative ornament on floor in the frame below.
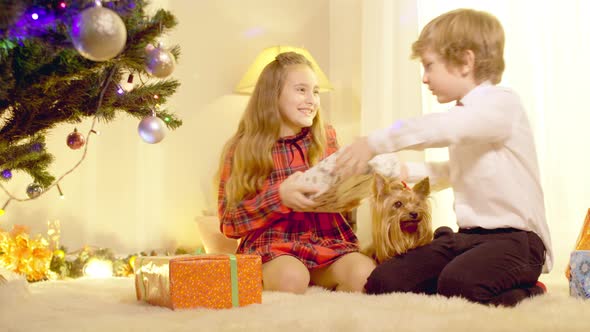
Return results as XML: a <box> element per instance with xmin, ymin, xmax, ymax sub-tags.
<box><xmin>66</xmin><ymin>128</ymin><xmax>86</xmax><ymax>150</ymax></box>
<box><xmin>138</xmin><ymin>110</ymin><xmax>167</xmax><ymax>144</ymax></box>
<box><xmin>70</xmin><ymin>2</ymin><xmax>127</xmax><ymax>61</ymax></box>
<box><xmin>0</xmin><ymin>225</ymin><xmax>53</xmax><ymax>282</ymax></box>
<box><xmin>26</xmin><ymin>183</ymin><xmax>43</xmax><ymax>199</ymax></box>
<box><xmin>145</xmin><ymin>43</ymin><xmax>176</xmax><ymax>78</ymax></box>
<box><xmin>1</xmin><ymin>223</ymin><xmax>198</xmax><ymax>281</ymax></box>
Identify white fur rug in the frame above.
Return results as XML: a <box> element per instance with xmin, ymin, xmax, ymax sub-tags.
<box><xmin>1</xmin><ymin>273</ymin><xmax>589</xmax><ymax>332</ymax></box>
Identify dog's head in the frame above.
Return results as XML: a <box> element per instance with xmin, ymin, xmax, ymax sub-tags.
<box><xmin>369</xmin><ymin>175</ymin><xmax>433</xmax><ymax>263</ymax></box>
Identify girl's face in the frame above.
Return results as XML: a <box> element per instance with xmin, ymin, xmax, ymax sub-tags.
<box><xmin>278</xmin><ymin>65</ymin><xmax>320</xmax><ymax>137</ymax></box>
<box><xmin>420</xmin><ymin>50</ymin><xmax>476</xmax><ymax>104</ymax></box>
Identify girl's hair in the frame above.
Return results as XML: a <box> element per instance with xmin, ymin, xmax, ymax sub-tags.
<box><xmin>217</xmin><ymin>52</ymin><xmax>327</xmax><ymax>207</ymax></box>
<box><xmin>411</xmin><ymin>8</ymin><xmax>505</xmax><ymax>84</ymax></box>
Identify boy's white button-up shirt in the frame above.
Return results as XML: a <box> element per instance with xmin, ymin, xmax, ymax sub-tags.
<box><xmin>368</xmin><ymin>82</ymin><xmax>553</xmax><ymax>272</ymax></box>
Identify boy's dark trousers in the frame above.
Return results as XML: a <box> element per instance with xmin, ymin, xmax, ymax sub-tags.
<box><xmin>364</xmin><ymin>226</ymin><xmax>546</xmax><ymax>307</ymax></box>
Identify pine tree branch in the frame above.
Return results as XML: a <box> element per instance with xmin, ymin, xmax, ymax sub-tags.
<box><xmin>0</xmin><ymin>0</ymin><xmax>182</xmax><ymax>203</ymax></box>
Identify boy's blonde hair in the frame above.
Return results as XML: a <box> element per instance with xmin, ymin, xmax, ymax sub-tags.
<box><xmin>217</xmin><ymin>52</ymin><xmax>327</xmax><ymax>207</ymax></box>
<box><xmin>411</xmin><ymin>8</ymin><xmax>505</xmax><ymax>84</ymax></box>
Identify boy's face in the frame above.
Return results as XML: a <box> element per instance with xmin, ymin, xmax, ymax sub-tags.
<box><xmin>420</xmin><ymin>50</ymin><xmax>477</xmax><ymax>104</ymax></box>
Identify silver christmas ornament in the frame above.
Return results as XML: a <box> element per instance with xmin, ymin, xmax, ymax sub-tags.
<box><xmin>138</xmin><ymin>115</ymin><xmax>167</xmax><ymax>144</ymax></box>
<box><xmin>145</xmin><ymin>46</ymin><xmax>175</xmax><ymax>78</ymax></box>
<box><xmin>71</xmin><ymin>5</ymin><xmax>127</xmax><ymax>61</ymax></box>
<box><xmin>26</xmin><ymin>183</ymin><xmax>43</xmax><ymax>199</ymax></box>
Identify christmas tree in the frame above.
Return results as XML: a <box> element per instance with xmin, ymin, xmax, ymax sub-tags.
<box><xmin>0</xmin><ymin>0</ymin><xmax>182</xmax><ymax>211</ymax></box>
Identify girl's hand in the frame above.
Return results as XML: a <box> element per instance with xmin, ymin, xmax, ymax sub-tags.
<box><xmin>279</xmin><ymin>172</ymin><xmax>320</xmax><ymax>211</ymax></box>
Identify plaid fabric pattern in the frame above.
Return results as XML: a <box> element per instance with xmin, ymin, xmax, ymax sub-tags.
<box><xmin>218</xmin><ymin>126</ymin><xmax>359</xmax><ymax>269</ymax></box>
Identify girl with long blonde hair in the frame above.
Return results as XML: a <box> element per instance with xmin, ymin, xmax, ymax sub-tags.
<box><xmin>217</xmin><ymin>52</ymin><xmax>375</xmax><ymax>294</ymax></box>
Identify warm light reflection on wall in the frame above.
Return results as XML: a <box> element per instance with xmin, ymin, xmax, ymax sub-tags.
<box><xmin>235</xmin><ymin>45</ymin><xmax>333</xmax><ymax>94</ymax></box>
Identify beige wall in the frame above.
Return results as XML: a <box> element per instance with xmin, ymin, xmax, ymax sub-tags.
<box><xmin>1</xmin><ymin>0</ymin><xmax>364</xmax><ymax>254</ymax></box>
<box><xmin>328</xmin><ymin>0</ymin><xmax>362</xmax><ymax>146</ymax></box>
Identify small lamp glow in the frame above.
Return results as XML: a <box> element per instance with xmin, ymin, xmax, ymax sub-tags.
<box><xmin>0</xmin><ymin>209</ymin><xmax>5</xmax><ymax>216</ymax></box>
<box><xmin>234</xmin><ymin>46</ymin><xmax>333</xmax><ymax>94</ymax></box>
<box><xmin>83</xmin><ymin>258</ymin><xmax>113</xmax><ymax>278</ymax></box>
<box><xmin>31</xmin><ymin>13</ymin><xmax>39</xmax><ymax>20</ymax></box>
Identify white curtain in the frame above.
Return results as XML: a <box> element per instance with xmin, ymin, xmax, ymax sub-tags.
<box><xmin>361</xmin><ymin>0</ymin><xmax>590</xmax><ymax>282</ymax></box>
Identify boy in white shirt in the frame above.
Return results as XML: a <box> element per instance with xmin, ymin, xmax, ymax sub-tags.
<box><xmin>336</xmin><ymin>8</ymin><xmax>552</xmax><ymax>306</ymax></box>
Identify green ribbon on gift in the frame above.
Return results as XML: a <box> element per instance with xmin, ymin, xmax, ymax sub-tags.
<box><xmin>229</xmin><ymin>254</ymin><xmax>239</xmax><ymax>307</ymax></box>
<box><xmin>194</xmin><ymin>249</ymin><xmax>239</xmax><ymax>308</ymax></box>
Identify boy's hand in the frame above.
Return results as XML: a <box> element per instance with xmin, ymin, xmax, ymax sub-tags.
<box><xmin>334</xmin><ymin>137</ymin><xmax>376</xmax><ymax>177</ymax></box>
<box><xmin>279</xmin><ymin>172</ymin><xmax>320</xmax><ymax>211</ymax></box>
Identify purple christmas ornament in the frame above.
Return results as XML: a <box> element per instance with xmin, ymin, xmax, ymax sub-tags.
<box><xmin>31</xmin><ymin>142</ymin><xmax>45</xmax><ymax>152</ymax></box>
<box><xmin>1</xmin><ymin>169</ymin><xmax>12</xmax><ymax>179</ymax></box>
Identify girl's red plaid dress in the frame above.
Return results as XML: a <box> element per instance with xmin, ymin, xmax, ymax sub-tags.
<box><xmin>218</xmin><ymin>126</ymin><xmax>359</xmax><ymax>268</ymax></box>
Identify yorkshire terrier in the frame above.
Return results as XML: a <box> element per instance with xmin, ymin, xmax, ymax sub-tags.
<box><xmin>363</xmin><ymin>175</ymin><xmax>433</xmax><ymax>263</ymax></box>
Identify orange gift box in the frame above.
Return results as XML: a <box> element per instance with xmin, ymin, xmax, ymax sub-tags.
<box><xmin>134</xmin><ymin>254</ymin><xmax>262</xmax><ymax>310</ymax></box>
